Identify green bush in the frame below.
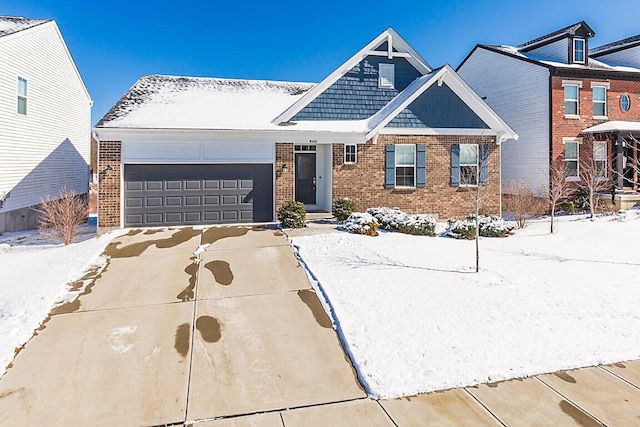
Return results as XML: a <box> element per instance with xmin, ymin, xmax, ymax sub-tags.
<box><xmin>342</xmin><ymin>212</ymin><xmax>379</xmax><ymax>236</ymax></box>
<box><xmin>558</xmin><ymin>192</ymin><xmax>590</xmax><ymax>213</ymax></box>
<box><xmin>332</xmin><ymin>197</ymin><xmax>357</xmax><ymax>222</ymax></box>
<box><xmin>366</xmin><ymin>207</ymin><xmax>436</xmax><ymax>236</ymax></box>
<box><xmin>277</xmin><ymin>201</ymin><xmax>306</xmax><ymax>228</ymax></box>
<box><xmin>446</xmin><ymin>215</ymin><xmax>514</xmax><ymax>239</ymax></box>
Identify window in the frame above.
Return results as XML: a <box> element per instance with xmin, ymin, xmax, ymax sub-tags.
<box><xmin>294</xmin><ymin>145</ymin><xmax>316</xmax><ymax>152</ymax></box>
<box><xmin>564</xmin><ymin>140</ymin><xmax>579</xmax><ymax>179</ymax></box>
<box><xmin>621</xmin><ymin>94</ymin><xmax>630</xmax><ymax>112</ymax></box>
<box><xmin>564</xmin><ymin>84</ymin><xmax>579</xmax><ymax>116</ymax></box>
<box><xmin>17</xmin><ymin>77</ymin><xmax>27</xmax><ymax>115</ymax></box>
<box><xmin>459</xmin><ymin>144</ymin><xmax>479</xmax><ymax>186</ymax></box>
<box><xmin>344</xmin><ymin>144</ymin><xmax>357</xmax><ymax>163</ymax></box>
<box><xmin>594</xmin><ymin>141</ymin><xmax>607</xmax><ymax>178</ymax></box>
<box><xmin>573</xmin><ymin>38</ymin><xmax>585</xmax><ymax>63</ymax></box>
<box><xmin>378</xmin><ymin>63</ymin><xmax>395</xmax><ymax>89</ymax></box>
<box><xmin>592</xmin><ymin>85</ymin><xmax>607</xmax><ymax>117</ymax></box>
<box><xmin>395</xmin><ymin>144</ymin><xmax>415</xmax><ymax>187</ymax></box>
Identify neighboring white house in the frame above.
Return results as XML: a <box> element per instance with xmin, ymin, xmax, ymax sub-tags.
<box><xmin>0</xmin><ymin>16</ymin><xmax>92</xmax><ymax>232</ymax></box>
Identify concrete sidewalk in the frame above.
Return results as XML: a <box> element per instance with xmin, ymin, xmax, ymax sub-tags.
<box><xmin>1</xmin><ymin>224</ymin><xmax>639</xmax><ymax>426</ymax></box>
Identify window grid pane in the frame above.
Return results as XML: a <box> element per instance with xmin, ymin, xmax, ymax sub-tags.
<box><xmin>17</xmin><ymin>96</ymin><xmax>27</xmax><ymax>115</ymax></box>
<box><xmin>395</xmin><ymin>145</ymin><xmax>415</xmax><ymax>166</ymax></box>
<box><xmin>564</xmin><ymin>85</ymin><xmax>579</xmax><ymax>115</ymax></box>
<box><xmin>574</xmin><ymin>39</ymin><xmax>585</xmax><ymax>62</ymax></box>
<box><xmin>345</xmin><ymin>144</ymin><xmax>356</xmax><ymax>163</ymax></box>
<box><xmin>395</xmin><ymin>167</ymin><xmax>415</xmax><ymax>187</ymax></box>
<box><xmin>460</xmin><ymin>165</ymin><xmax>478</xmax><ymax>185</ymax></box>
<box><xmin>459</xmin><ymin>144</ymin><xmax>478</xmax><ymax>165</ymax></box>
<box><xmin>18</xmin><ymin>77</ymin><xmax>27</xmax><ymax>96</ymax></box>
<box><xmin>565</xmin><ymin>142</ymin><xmax>579</xmax><ymax>178</ymax></box>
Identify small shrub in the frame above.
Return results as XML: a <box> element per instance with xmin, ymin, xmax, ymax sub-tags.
<box><xmin>446</xmin><ymin>215</ymin><xmax>514</xmax><ymax>239</ymax></box>
<box><xmin>277</xmin><ymin>201</ymin><xmax>306</xmax><ymax>228</ymax></box>
<box><xmin>366</xmin><ymin>207</ymin><xmax>436</xmax><ymax>236</ymax></box>
<box><xmin>503</xmin><ymin>181</ymin><xmax>546</xmax><ymax>229</ymax></box>
<box><xmin>342</xmin><ymin>212</ymin><xmax>378</xmax><ymax>236</ymax></box>
<box><xmin>332</xmin><ymin>197</ymin><xmax>357</xmax><ymax>222</ymax></box>
<box><xmin>36</xmin><ymin>189</ymin><xmax>88</xmax><ymax>245</ymax></box>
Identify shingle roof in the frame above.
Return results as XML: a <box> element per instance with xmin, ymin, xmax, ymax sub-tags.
<box><xmin>96</xmin><ymin>74</ymin><xmax>317</xmax><ymax>130</ymax></box>
<box><xmin>517</xmin><ymin>21</ymin><xmax>594</xmax><ymax>50</ymax></box>
<box><xmin>591</xmin><ymin>34</ymin><xmax>640</xmax><ymax>56</ymax></box>
<box><xmin>0</xmin><ymin>16</ymin><xmax>50</xmax><ymax>38</ymax></box>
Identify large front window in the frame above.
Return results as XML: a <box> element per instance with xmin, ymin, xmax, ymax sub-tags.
<box><xmin>594</xmin><ymin>141</ymin><xmax>607</xmax><ymax>178</ymax></box>
<box><xmin>564</xmin><ymin>85</ymin><xmax>579</xmax><ymax>116</ymax></box>
<box><xmin>460</xmin><ymin>144</ymin><xmax>479</xmax><ymax>186</ymax></box>
<box><xmin>565</xmin><ymin>141</ymin><xmax>579</xmax><ymax>179</ymax></box>
<box><xmin>395</xmin><ymin>144</ymin><xmax>415</xmax><ymax>187</ymax></box>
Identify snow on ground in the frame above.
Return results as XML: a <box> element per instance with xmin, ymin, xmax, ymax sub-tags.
<box><xmin>292</xmin><ymin>210</ymin><xmax>640</xmax><ymax>399</ymax></box>
<box><xmin>0</xmin><ymin>226</ymin><xmax>124</xmax><ymax>375</ymax></box>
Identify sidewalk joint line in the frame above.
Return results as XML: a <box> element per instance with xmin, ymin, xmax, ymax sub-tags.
<box><xmin>375</xmin><ymin>400</ymin><xmax>399</xmax><ymax>427</ymax></box>
<box><xmin>598</xmin><ymin>364</ymin><xmax>640</xmax><ymax>392</ymax></box>
<box><xmin>463</xmin><ymin>387</ymin><xmax>508</xmax><ymax>427</ymax></box>
<box><xmin>534</xmin><ymin>375</ymin><xmax>607</xmax><ymax>426</ymax></box>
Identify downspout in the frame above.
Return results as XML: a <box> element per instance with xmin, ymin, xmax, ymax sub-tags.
<box><xmin>548</xmin><ymin>69</ymin><xmax>554</xmax><ymax>197</ymax></box>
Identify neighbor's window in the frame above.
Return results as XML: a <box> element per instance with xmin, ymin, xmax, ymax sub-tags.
<box><xmin>592</xmin><ymin>86</ymin><xmax>607</xmax><ymax>117</ymax></box>
<box><xmin>621</xmin><ymin>93</ymin><xmax>630</xmax><ymax>112</ymax></box>
<box><xmin>594</xmin><ymin>141</ymin><xmax>607</xmax><ymax>178</ymax></box>
<box><xmin>459</xmin><ymin>144</ymin><xmax>479</xmax><ymax>185</ymax></box>
<box><xmin>564</xmin><ymin>84</ymin><xmax>579</xmax><ymax>116</ymax></box>
<box><xmin>395</xmin><ymin>144</ymin><xmax>415</xmax><ymax>187</ymax></box>
<box><xmin>17</xmin><ymin>77</ymin><xmax>27</xmax><ymax>115</ymax></box>
<box><xmin>344</xmin><ymin>144</ymin><xmax>357</xmax><ymax>163</ymax></box>
<box><xmin>379</xmin><ymin>63</ymin><xmax>395</xmax><ymax>89</ymax></box>
<box><xmin>564</xmin><ymin>141</ymin><xmax>579</xmax><ymax>179</ymax></box>
<box><xmin>573</xmin><ymin>38</ymin><xmax>585</xmax><ymax>63</ymax></box>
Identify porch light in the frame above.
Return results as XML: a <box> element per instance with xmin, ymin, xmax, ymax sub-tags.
<box><xmin>104</xmin><ymin>165</ymin><xmax>113</xmax><ymax>175</ymax></box>
<box><xmin>282</xmin><ymin>164</ymin><xmax>288</xmax><ymax>172</ymax></box>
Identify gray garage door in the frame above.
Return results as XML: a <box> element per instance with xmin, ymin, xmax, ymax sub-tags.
<box><xmin>124</xmin><ymin>164</ymin><xmax>273</xmax><ymax>227</ymax></box>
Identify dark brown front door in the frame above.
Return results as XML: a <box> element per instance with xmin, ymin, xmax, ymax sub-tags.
<box><xmin>295</xmin><ymin>153</ymin><xmax>316</xmax><ymax>205</ymax></box>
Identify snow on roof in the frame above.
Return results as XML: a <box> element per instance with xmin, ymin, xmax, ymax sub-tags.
<box><xmin>581</xmin><ymin>120</ymin><xmax>640</xmax><ymax>134</ymax></box>
<box><xmin>0</xmin><ymin>16</ymin><xmax>50</xmax><ymax>38</ymax></box>
<box><xmin>97</xmin><ymin>75</ymin><xmax>319</xmax><ymax>131</ymax></box>
<box><xmin>591</xmin><ymin>34</ymin><xmax>640</xmax><ymax>56</ymax></box>
<box><xmin>517</xmin><ymin>21</ymin><xmax>593</xmax><ymax>50</ymax></box>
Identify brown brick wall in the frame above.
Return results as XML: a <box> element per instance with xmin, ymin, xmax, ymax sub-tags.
<box><xmin>551</xmin><ymin>76</ymin><xmax>640</xmax><ymax>170</ymax></box>
<box><xmin>332</xmin><ymin>134</ymin><xmax>500</xmax><ymax>219</ymax></box>
<box><xmin>97</xmin><ymin>140</ymin><xmax>121</xmax><ymax>228</ymax></box>
<box><xmin>275</xmin><ymin>143</ymin><xmax>294</xmax><ymax>213</ymax></box>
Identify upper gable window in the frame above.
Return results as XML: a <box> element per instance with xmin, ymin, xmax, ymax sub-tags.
<box><xmin>17</xmin><ymin>77</ymin><xmax>27</xmax><ymax>115</ymax></box>
<box><xmin>378</xmin><ymin>63</ymin><xmax>395</xmax><ymax>89</ymax></box>
<box><xmin>573</xmin><ymin>38</ymin><xmax>586</xmax><ymax>63</ymax></box>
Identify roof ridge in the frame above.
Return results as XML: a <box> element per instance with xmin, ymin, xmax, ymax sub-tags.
<box><xmin>139</xmin><ymin>74</ymin><xmax>317</xmax><ymax>86</ymax></box>
<box><xmin>591</xmin><ymin>34</ymin><xmax>640</xmax><ymax>55</ymax></box>
<box><xmin>517</xmin><ymin>21</ymin><xmax>592</xmax><ymax>50</ymax></box>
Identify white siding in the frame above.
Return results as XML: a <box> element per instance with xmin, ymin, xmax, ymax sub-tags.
<box><xmin>122</xmin><ymin>140</ymin><xmax>274</xmax><ymax>163</ymax></box>
<box><xmin>526</xmin><ymin>39</ymin><xmax>569</xmax><ymax>63</ymax></box>
<box><xmin>595</xmin><ymin>46</ymin><xmax>640</xmax><ymax>68</ymax></box>
<box><xmin>458</xmin><ymin>48</ymin><xmax>550</xmax><ymax>194</ymax></box>
<box><xmin>0</xmin><ymin>23</ymin><xmax>91</xmax><ymax>212</ymax></box>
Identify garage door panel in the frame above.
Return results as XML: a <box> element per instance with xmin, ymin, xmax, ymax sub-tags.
<box><xmin>124</xmin><ymin>164</ymin><xmax>273</xmax><ymax>226</ymax></box>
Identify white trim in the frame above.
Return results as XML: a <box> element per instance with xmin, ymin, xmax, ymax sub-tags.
<box><xmin>562</xmin><ymin>80</ymin><xmax>583</xmax><ymax>88</ymax></box>
<box><xmin>591</xmin><ymin>84</ymin><xmax>607</xmax><ymax>118</ymax></box>
<box><xmin>394</xmin><ymin>143</ymin><xmax>417</xmax><ymax>188</ymax></box>
<box><xmin>378</xmin><ymin>63</ymin><xmax>395</xmax><ymax>89</ymax></box>
<box><xmin>367</xmin><ymin>65</ymin><xmax>518</xmax><ymax>142</ymax></box>
<box><xmin>378</xmin><ymin>127</ymin><xmax>499</xmax><ymax>136</ymax></box>
<box><xmin>562</xmin><ymin>138</ymin><xmax>581</xmax><ymax>180</ymax></box>
<box><xmin>563</xmin><ymin>83</ymin><xmax>580</xmax><ymax>117</ymax></box>
<box><xmin>590</xmin><ymin>81</ymin><xmax>610</xmax><ymax>89</ymax></box>
<box><xmin>272</xmin><ymin>28</ymin><xmax>432</xmax><ymax>124</ymax></box>
<box><xmin>344</xmin><ymin>144</ymin><xmax>357</xmax><ymax>164</ymax></box>
<box><xmin>573</xmin><ymin>38</ymin><xmax>586</xmax><ymax>64</ymax></box>
<box><xmin>365</xmin><ymin>50</ymin><xmax>411</xmax><ymax>58</ymax></box>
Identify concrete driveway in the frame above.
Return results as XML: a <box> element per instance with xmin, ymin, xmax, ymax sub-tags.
<box><xmin>0</xmin><ymin>226</ymin><xmax>365</xmax><ymax>426</ymax></box>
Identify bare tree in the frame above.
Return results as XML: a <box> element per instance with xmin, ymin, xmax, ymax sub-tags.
<box><xmin>549</xmin><ymin>158</ymin><xmax>574</xmax><ymax>233</ymax></box>
<box><xmin>578</xmin><ymin>141</ymin><xmax>612</xmax><ymax>219</ymax></box>
<box><xmin>36</xmin><ymin>189</ymin><xmax>88</xmax><ymax>245</ymax></box>
<box><xmin>503</xmin><ymin>180</ymin><xmax>546</xmax><ymax>229</ymax></box>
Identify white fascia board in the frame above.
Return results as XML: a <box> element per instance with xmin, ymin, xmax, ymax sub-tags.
<box><xmin>272</xmin><ymin>28</ymin><xmax>432</xmax><ymax>124</ymax></box>
<box><xmin>93</xmin><ymin>127</ymin><xmax>368</xmax><ymax>145</ymax></box>
<box><xmin>378</xmin><ymin>127</ymin><xmax>499</xmax><ymax>136</ymax></box>
<box><xmin>0</xmin><ymin>20</ymin><xmax>52</xmax><ymax>44</ymax></box>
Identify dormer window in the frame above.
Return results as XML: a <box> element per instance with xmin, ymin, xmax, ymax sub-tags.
<box><xmin>378</xmin><ymin>63</ymin><xmax>395</xmax><ymax>89</ymax></box>
<box><xmin>573</xmin><ymin>38</ymin><xmax>586</xmax><ymax>63</ymax></box>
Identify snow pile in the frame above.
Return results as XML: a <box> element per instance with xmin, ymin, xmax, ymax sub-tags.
<box><xmin>292</xmin><ymin>212</ymin><xmax>640</xmax><ymax>398</ymax></box>
<box><xmin>367</xmin><ymin>207</ymin><xmax>437</xmax><ymax>236</ymax></box>
<box><xmin>0</xmin><ymin>228</ymin><xmax>122</xmax><ymax>375</ymax></box>
<box><xmin>447</xmin><ymin>214</ymin><xmax>515</xmax><ymax>239</ymax></box>
<box><xmin>340</xmin><ymin>212</ymin><xmax>379</xmax><ymax>236</ymax></box>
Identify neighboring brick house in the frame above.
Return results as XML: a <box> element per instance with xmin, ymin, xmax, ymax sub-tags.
<box><xmin>94</xmin><ymin>28</ymin><xmax>516</xmax><ymax>230</ymax></box>
<box><xmin>458</xmin><ymin>21</ymin><xmax>640</xmax><ymax>208</ymax></box>
<box><xmin>0</xmin><ymin>16</ymin><xmax>92</xmax><ymax>232</ymax></box>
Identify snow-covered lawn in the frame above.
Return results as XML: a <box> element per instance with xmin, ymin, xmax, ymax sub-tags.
<box><xmin>292</xmin><ymin>210</ymin><xmax>640</xmax><ymax>399</ymax></box>
<box><xmin>0</xmin><ymin>227</ymin><xmax>122</xmax><ymax>375</ymax></box>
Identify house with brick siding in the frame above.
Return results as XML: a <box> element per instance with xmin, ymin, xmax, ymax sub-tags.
<box><xmin>0</xmin><ymin>16</ymin><xmax>92</xmax><ymax>233</ymax></box>
<box><xmin>458</xmin><ymin>21</ymin><xmax>640</xmax><ymax>209</ymax></box>
<box><xmin>94</xmin><ymin>28</ymin><xmax>516</xmax><ymax>230</ymax></box>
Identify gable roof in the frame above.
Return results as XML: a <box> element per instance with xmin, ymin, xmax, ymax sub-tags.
<box><xmin>272</xmin><ymin>28</ymin><xmax>432</xmax><ymax>124</ymax></box>
<box><xmin>96</xmin><ymin>75</ymin><xmax>316</xmax><ymax>130</ymax></box>
<box><xmin>517</xmin><ymin>21</ymin><xmax>594</xmax><ymax>51</ymax></box>
<box><xmin>591</xmin><ymin>34</ymin><xmax>640</xmax><ymax>57</ymax></box>
<box><xmin>0</xmin><ymin>16</ymin><xmax>50</xmax><ymax>38</ymax></box>
<box><xmin>365</xmin><ymin>65</ymin><xmax>517</xmax><ymax>141</ymax></box>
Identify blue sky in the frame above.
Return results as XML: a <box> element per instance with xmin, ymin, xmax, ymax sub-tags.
<box><xmin>5</xmin><ymin>0</ymin><xmax>640</xmax><ymax>125</ymax></box>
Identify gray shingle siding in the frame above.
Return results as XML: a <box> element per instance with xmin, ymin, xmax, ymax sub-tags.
<box><xmin>292</xmin><ymin>56</ymin><xmax>421</xmax><ymax>121</ymax></box>
<box><xmin>387</xmin><ymin>83</ymin><xmax>490</xmax><ymax>129</ymax></box>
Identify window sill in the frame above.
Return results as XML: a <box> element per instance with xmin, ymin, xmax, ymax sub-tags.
<box><xmin>565</xmin><ymin>177</ymin><xmax>580</xmax><ymax>182</ymax></box>
<box><xmin>592</xmin><ymin>116</ymin><xmax>608</xmax><ymax>120</ymax></box>
<box><xmin>564</xmin><ymin>114</ymin><xmax>580</xmax><ymax>119</ymax></box>
<box><xmin>344</xmin><ymin>161</ymin><xmax>356</xmax><ymax>165</ymax></box>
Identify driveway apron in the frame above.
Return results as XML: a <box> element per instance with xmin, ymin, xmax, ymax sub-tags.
<box><xmin>0</xmin><ymin>226</ymin><xmax>365</xmax><ymax>426</ymax></box>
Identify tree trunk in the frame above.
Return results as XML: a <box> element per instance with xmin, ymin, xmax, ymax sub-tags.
<box><xmin>550</xmin><ymin>204</ymin><xmax>556</xmax><ymax>234</ymax></box>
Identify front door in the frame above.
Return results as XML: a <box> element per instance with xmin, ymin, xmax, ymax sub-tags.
<box><xmin>295</xmin><ymin>152</ymin><xmax>316</xmax><ymax>204</ymax></box>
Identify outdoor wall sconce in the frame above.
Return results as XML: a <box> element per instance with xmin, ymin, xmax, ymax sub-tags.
<box><xmin>104</xmin><ymin>165</ymin><xmax>113</xmax><ymax>175</ymax></box>
<box><xmin>282</xmin><ymin>164</ymin><xmax>289</xmax><ymax>172</ymax></box>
